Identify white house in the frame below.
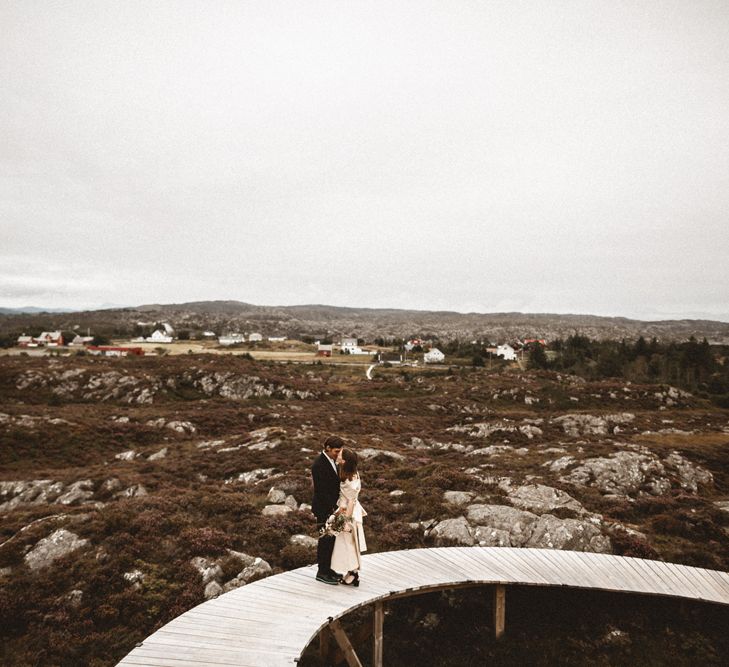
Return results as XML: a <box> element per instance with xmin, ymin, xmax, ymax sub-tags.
<box><xmin>162</xmin><ymin>323</ymin><xmax>175</xmax><ymax>335</ymax></box>
<box><xmin>248</xmin><ymin>333</ymin><xmax>263</xmax><ymax>342</ymax></box>
<box><xmin>341</xmin><ymin>337</ymin><xmax>369</xmax><ymax>354</ymax></box>
<box><xmin>16</xmin><ymin>334</ymin><xmax>34</xmax><ymax>347</ymax></box>
<box><xmin>496</xmin><ymin>344</ymin><xmax>517</xmax><ymax>361</ymax></box>
<box><xmin>424</xmin><ymin>348</ymin><xmax>445</xmax><ymax>364</ymax></box>
<box><xmin>36</xmin><ymin>331</ymin><xmax>64</xmax><ymax>347</ymax></box>
<box><xmin>148</xmin><ymin>329</ymin><xmax>174</xmax><ymax>343</ymax></box>
<box><xmin>219</xmin><ymin>333</ymin><xmax>245</xmax><ymax>346</ymax></box>
<box><xmin>268</xmin><ymin>336</ymin><xmax>286</xmax><ymax>342</ymax></box>
<box><xmin>202</xmin><ymin>331</ymin><xmax>216</xmax><ymax>338</ymax></box>
<box><xmin>69</xmin><ymin>335</ymin><xmax>94</xmax><ymax>346</ymax></box>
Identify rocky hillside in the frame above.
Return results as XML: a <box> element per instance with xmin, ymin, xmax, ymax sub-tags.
<box><xmin>2</xmin><ymin>300</ymin><xmax>729</xmax><ymax>342</ymax></box>
<box><xmin>1</xmin><ymin>355</ymin><xmax>728</xmax><ymax>665</ymax></box>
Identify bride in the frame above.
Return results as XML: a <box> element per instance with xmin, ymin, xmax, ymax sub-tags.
<box><xmin>331</xmin><ymin>447</ymin><xmax>367</xmax><ymax>586</ymax></box>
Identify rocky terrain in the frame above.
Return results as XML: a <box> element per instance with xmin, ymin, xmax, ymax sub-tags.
<box><xmin>1</xmin><ymin>355</ymin><xmax>728</xmax><ymax>665</ymax></box>
<box><xmin>3</xmin><ymin>300</ymin><xmax>729</xmax><ymax>343</ymax></box>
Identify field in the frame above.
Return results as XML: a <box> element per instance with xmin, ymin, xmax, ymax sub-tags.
<box><xmin>1</xmin><ymin>354</ymin><xmax>728</xmax><ymax>665</ymax></box>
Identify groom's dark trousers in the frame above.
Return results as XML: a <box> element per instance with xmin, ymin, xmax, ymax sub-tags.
<box><xmin>311</xmin><ymin>452</ymin><xmax>340</xmax><ymax>575</ymax></box>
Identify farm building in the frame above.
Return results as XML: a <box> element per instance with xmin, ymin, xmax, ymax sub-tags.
<box><xmin>424</xmin><ymin>348</ymin><xmax>445</xmax><ymax>364</ymax></box>
<box><xmin>36</xmin><ymin>331</ymin><xmax>64</xmax><ymax>347</ymax></box>
<box><xmin>248</xmin><ymin>333</ymin><xmax>263</xmax><ymax>342</ymax></box>
<box><xmin>148</xmin><ymin>330</ymin><xmax>173</xmax><ymax>343</ymax></box>
<box><xmin>496</xmin><ymin>344</ymin><xmax>517</xmax><ymax>361</ymax></box>
<box><xmin>218</xmin><ymin>334</ymin><xmax>245</xmax><ymax>346</ymax></box>
<box><xmin>87</xmin><ymin>346</ymin><xmax>145</xmax><ymax>357</ymax></box>
<box><xmin>317</xmin><ymin>343</ymin><xmax>333</xmax><ymax>357</ymax></box>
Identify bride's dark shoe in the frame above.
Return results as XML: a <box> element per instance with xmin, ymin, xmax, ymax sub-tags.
<box><xmin>342</xmin><ymin>571</ymin><xmax>359</xmax><ymax>587</ymax></box>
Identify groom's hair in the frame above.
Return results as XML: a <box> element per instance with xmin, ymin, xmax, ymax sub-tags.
<box><xmin>323</xmin><ymin>435</ymin><xmax>345</xmax><ymax>451</ymax></box>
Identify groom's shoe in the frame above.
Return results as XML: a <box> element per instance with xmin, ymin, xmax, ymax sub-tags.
<box><xmin>316</xmin><ymin>572</ymin><xmax>339</xmax><ymax>585</ymax></box>
<box><xmin>330</xmin><ymin>570</ymin><xmax>343</xmax><ymax>582</ymax></box>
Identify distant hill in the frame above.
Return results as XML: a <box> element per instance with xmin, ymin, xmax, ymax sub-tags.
<box><xmin>0</xmin><ymin>306</ymin><xmax>77</xmax><ymax>315</ymax></box>
<box><xmin>1</xmin><ymin>300</ymin><xmax>729</xmax><ymax>343</ymax></box>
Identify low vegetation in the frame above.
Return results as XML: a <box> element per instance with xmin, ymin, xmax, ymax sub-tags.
<box><xmin>1</xmin><ymin>351</ymin><xmax>728</xmax><ymax>665</ymax></box>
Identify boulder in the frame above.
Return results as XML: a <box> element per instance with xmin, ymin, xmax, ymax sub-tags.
<box><xmin>226</xmin><ymin>550</ymin><xmax>258</xmax><ymax>568</ymax></box>
<box><xmin>448</xmin><ymin>421</ymin><xmax>517</xmax><ymax>439</ymax></box>
<box><xmin>543</xmin><ymin>456</ymin><xmax>576</xmax><ymax>472</ymax></box>
<box><xmin>204</xmin><ymin>581</ymin><xmax>223</xmax><ymax>600</ymax></box>
<box><xmin>466</xmin><ymin>504</ymin><xmax>538</xmax><ymax>547</ymax></box>
<box><xmin>115</xmin><ymin>450</ymin><xmax>137</xmax><ymax>461</ymax></box>
<box><xmin>123</xmin><ymin>569</ymin><xmax>145</xmax><ymax>590</ymax></box>
<box><xmin>472</xmin><ymin>526</ymin><xmax>511</xmax><ymax>547</ymax></box>
<box><xmin>0</xmin><ymin>480</ymin><xmax>66</xmax><ymax>511</ymax></box>
<box><xmin>525</xmin><ymin>515</ymin><xmax>611</xmax><ymax>553</ymax></box>
<box><xmin>466</xmin><ymin>445</ymin><xmax>516</xmax><ymax>457</ymax></box>
<box><xmin>429</xmin><ymin>517</ymin><xmax>474</xmax><ymax>546</ymax></box>
<box><xmin>519</xmin><ymin>425</ymin><xmax>543</xmax><ymax>439</ymax></box>
<box><xmin>56</xmin><ymin>480</ymin><xmax>94</xmax><ymax>505</ymax></box>
<box><xmin>266</xmin><ymin>488</ymin><xmax>286</xmax><ymax>504</ymax></box>
<box><xmin>358</xmin><ymin>448</ymin><xmax>405</xmax><ymax>462</ymax></box>
<box><xmin>148</xmin><ymin>447</ymin><xmax>168</xmax><ymax>461</ymax></box>
<box><xmin>190</xmin><ymin>557</ymin><xmax>224</xmax><ymax>585</ymax></box>
<box><xmin>663</xmin><ymin>452</ymin><xmax>713</xmax><ymax>492</ymax></box>
<box><xmin>507</xmin><ymin>484</ymin><xmax>586</xmax><ymax>516</ymax></box>
<box><xmin>443</xmin><ymin>490</ymin><xmax>475</xmax><ymax>506</ymax></box>
<box><xmin>289</xmin><ymin>534</ymin><xmax>318</xmax><ymax>549</ymax></box>
<box><xmin>229</xmin><ymin>468</ymin><xmax>275</xmax><ymax>485</ymax></box>
<box><xmin>118</xmin><ymin>484</ymin><xmax>148</xmax><ymax>498</ymax></box>
<box><xmin>101</xmin><ymin>478</ymin><xmax>123</xmax><ymax>493</ymax></box>
<box><xmin>715</xmin><ymin>501</ymin><xmax>729</xmax><ymax>513</ymax></box>
<box><xmin>553</xmin><ymin>413</ymin><xmax>635</xmax><ymax>438</ymax></box>
<box><xmin>65</xmin><ymin>589</ymin><xmax>83</xmax><ymax>608</ymax></box>
<box><xmin>222</xmin><ymin>557</ymin><xmax>272</xmax><ymax>592</ymax></box>
<box><xmin>165</xmin><ymin>420</ymin><xmax>196</xmax><ymax>434</ymax></box>
<box><xmin>262</xmin><ymin>505</ymin><xmax>292</xmax><ymax>517</ymax></box>
<box><xmin>284</xmin><ymin>495</ymin><xmax>298</xmax><ymax>510</ymax></box>
<box><xmin>24</xmin><ymin>529</ymin><xmax>89</xmax><ymax>571</ymax></box>
<box><xmin>561</xmin><ymin>451</ymin><xmax>667</xmax><ymax>497</ymax></box>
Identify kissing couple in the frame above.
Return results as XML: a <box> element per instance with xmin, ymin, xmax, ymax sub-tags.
<box><xmin>311</xmin><ymin>436</ymin><xmax>367</xmax><ymax>586</ymax></box>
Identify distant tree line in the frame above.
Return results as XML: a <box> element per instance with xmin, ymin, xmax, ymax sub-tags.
<box><xmin>528</xmin><ymin>335</ymin><xmax>729</xmax><ymax>407</ymax></box>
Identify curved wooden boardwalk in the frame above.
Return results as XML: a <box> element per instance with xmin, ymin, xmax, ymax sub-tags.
<box><xmin>117</xmin><ymin>547</ymin><xmax>729</xmax><ymax>667</ymax></box>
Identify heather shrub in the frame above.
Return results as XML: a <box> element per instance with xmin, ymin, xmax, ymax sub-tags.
<box><xmin>610</xmin><ymin>529</ymin><xmax>659</xmax><ymax>560</ymax></box>
<box><xmin>179</xmin><ymin>527</ymin><xmax>232</xmax><ymax>556</ymax></box>
<box><xmin>280</xmin><ymin>544</ymin><xmax>314</xmax><ymax>569</ymax></box>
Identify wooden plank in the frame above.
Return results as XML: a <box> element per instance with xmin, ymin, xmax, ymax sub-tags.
<box><xmin>699</xmin><ymin>567</ymin><xmax>729</xmax><ymax>599</ymax></box>
<box><xmin>598</xmin><ymin>554</ymin><xmax>652</xmax><ymax>594</ymax></box>
<box><xmin>122</xmin><ymin>644</ymin><xmax>297</xmax><ymax>667</ymax></box>
<box><xmin>138</xmin><ymin>631</ymin><xmax>301</xmax><ymax>654</ymax></box>
<box><xmin>372</xmin><ymin>601</ymin><xmax>384</xmax><ymax>667</ymax></box>
<box><xmin>641</xmin><ymin>558</ymin><xmax>684</xmax><ymax>598</ymax></box>
<box><xmin>490</xmin><ymin>547</ymin><xmax>542</xmax><ymax>584</ymax></box>
<box><xmin>497</xmin><ymin>548</ymin><xmax>552</xmax><ymax>585</ymax></box>
<box><xmin>328</xmin><ymin>619</ymin><xmax>364</xmax><ymax>667</ymax></box>
<box><xmin>468</xmin><ymin>547</ymin><xmax>522</xmax><ymax>584</ymax></box>
<box><xmin>686</xmin><ymin>566</ymin><xmax>729</xmax><ymax>602</ymax></box>
<box><xmin>493</xmin><ymin>584</ymin><xmax>506</xmax><ymax>639</ymax></box>
<box><xmin>319</xmin><ymin>625</ymin><xmax>331</xmax><ymax>662</ymax></box>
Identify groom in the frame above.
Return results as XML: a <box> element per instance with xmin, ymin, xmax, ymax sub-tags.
<box><xmin>311</xmin><ymin>435</ymin><xmax>344</xmax><ymax>585</ymax></box>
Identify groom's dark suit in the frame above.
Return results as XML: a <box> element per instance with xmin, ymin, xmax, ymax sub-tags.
<box><xmin>311</xmin><ymin>451</ymin><xmax>340</xmax><ymax>576</ymax></box>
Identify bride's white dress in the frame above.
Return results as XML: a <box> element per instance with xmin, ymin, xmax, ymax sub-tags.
<box><xmin>330</xmin><ymin>475</ymin><xmax>367</xmax><ymax>573</ymax></box>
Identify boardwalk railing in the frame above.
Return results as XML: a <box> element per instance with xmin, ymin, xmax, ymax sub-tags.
<box><xmin>117</xmin><ymin>547</ymin><xmax>729</xmax><ymax>667</ymax></box>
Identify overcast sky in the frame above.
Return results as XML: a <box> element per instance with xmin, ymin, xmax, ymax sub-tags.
<box><xmin>2</xmin><ymin>1</ymin><xmax>728</xmax><ymax>320</ymax></box>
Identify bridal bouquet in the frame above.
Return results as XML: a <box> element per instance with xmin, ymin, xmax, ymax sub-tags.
<box><xmin>319</xmin><ymin>512</ymin><xmax>351</xmax><ymax>537</ymax></box>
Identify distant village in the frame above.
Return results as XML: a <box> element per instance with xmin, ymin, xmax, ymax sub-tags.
<box><xmin>13</xmin><ymin>323</ymin><xmax>546</xmax><ymax>365</ymax></box>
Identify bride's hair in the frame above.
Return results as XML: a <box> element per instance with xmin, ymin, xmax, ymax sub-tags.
<box><xmin>338</xmin><ymin>447</ymin><xmax>358</xmax><ymax>481</ymax></box>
